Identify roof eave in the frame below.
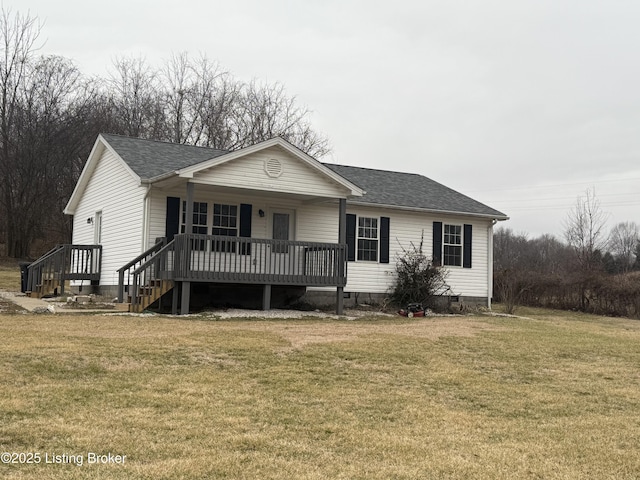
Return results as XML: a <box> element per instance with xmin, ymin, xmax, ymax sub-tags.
<box><xmin>64</xmin><ymin>136</ymin><xmax>105</xmax><ymax>215</ymax></box>
<box><xmin>346</xmin><ymin>200</ymin><xmax>509</xmax><ymax>221</ymax></box>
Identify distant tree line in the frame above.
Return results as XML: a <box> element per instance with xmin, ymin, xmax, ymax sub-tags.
<box><xmin>494</xmin><ymin>189</ymin><xmax>640</xmax><ymax>318</ymax></box>
<box><xmin>0</xmin><ymin>8</ymin><xmax>328</xmax><ymax>258</ymax></box>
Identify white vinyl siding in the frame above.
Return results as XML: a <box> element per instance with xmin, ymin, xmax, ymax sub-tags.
<box><xmin>339</xmin><ymin>206</ymin><xmax>492</xmax><ymax>298</ymax></box>
<box><xmin>71</xmin><ymin>148</ymin><xmax>145</xmax><ymax>286</ymax></box>
<box><xmin>147</xmin><ymin>189</ymin><xmax>491</xmax><ymax>299</ymax></box>
<box><xmin>190</xmin><ymin>146</ymin><xmax>347</xmax><ymax>198</ymax></box>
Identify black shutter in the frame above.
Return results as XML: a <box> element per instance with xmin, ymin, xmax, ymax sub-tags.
<box><xmin>432</xmin><ymin>221</ymin><xmax>442</xmax><ymax>266</ymax></box>
<box><xmin>165</xmin><ymin>197</ymin><xmax>181</xmax><ymax>241</ymax></box>
<box><xmin>239</xmin><ymin>204</ymin><xmax>252</xmax><ymax>237</ymax></box>
<box><xmin>346</xmin><ymin>214</ymin><xmax>356</xmax><ymax>262</ymax></box>
<box><xmin>380</xmin><ymin>217</ymin><xmax>390</xmax><ymax>264</ymax></box>
<box><xmin>240</xmin><ymin>204</ymin><xmax>252</xmax><ymax>255</ymax></box>
<box><xmin>463</xmin><ymin>224</ymin><xmax>472</xmax><ymax>268</ymax></box>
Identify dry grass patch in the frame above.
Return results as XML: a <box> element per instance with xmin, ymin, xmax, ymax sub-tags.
<box><xmin>0</xmin><ymin>310</ymin><xmax>639</xmax><ymax>479</ymax></box>
<box><xmin>0</xmin><ymin>261</ymin><xmax>20</xmax><ymax>291</ymax></box>
<box><xmin>226</xmin><ymin>316</ymin><xmax>504</xmax><ymax>350</ymax></box>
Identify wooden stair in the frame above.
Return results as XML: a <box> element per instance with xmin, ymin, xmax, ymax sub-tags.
<box><xmin>25</xmin><ymin>244</ymin><xmax>102</xmax><ymax>299</ymax></box>
<box><xmin>129</xmin><ymin>279</ymin><xmax>174</xmax><ymax>313</ymax></box>
<box><xmin>27</xmin><ymin>277</ymin><xmax>66</xmax><ymax>299</ymax></box>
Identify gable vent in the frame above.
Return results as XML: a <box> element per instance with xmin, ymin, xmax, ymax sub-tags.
<box><xmin>264</xmin><ymin>158</ymin><xmax>283</xmax><ymax>178</ymax></box>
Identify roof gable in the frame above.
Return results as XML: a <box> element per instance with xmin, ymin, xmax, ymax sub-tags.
<box><xmin>177</xmin><ymin>137</ymin><xmax>364</xmax><ymax>197</ymax></box>
<box><xmin>187</xmin><ymin>144</ymin><xmax>360</xmax><ymax>198</ymax></box>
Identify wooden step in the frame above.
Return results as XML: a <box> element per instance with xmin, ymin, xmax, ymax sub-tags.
<box><xmin>114</xmin><ymin>303</ymin><xmax>131</xmax><ymax>312</ymax></box>
<box><xmin>130</xmin><ymin>279</ymin><xmax>174</xmax><ymax>313</ymax></box>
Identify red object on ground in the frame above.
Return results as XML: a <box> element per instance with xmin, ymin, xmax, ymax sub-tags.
<box><xmin>398</xmin><ymin>308</ymin><xmax>425</xmax><ymax>318</ymax></box>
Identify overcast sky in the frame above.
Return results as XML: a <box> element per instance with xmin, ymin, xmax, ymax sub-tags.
<box><xmin>6</xmin><ymin>0</ymin><xmax>640</xmax><ymax>238</ymax></box>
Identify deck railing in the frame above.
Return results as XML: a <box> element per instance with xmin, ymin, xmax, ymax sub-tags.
<box><xmin>122</xmin><ymin>234</ymin><xmax>347</xmax><ymax>307</ymax></box>
<box><xmin>172</xmin><ymin>234</ymin><xmax>347</xmax><ymax>286</ymax></box>
<box><xmin>130</xmin><ymin>240</ymin><xmax>176</xmax><ymax>309</ymax></box>
<box><xmin>116</xmin><ymin>238</ymin><xmax>167</xmax><ymax>303</ymax></box>
<box><xmin>26</xmin><ymin>244</ymin><xmax>102</xmax><ymax>296</ymax></box>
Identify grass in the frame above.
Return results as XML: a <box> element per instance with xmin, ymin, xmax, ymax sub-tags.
<box><xmin>0</xmin><ymin>259</ymin><xmax>20</xmax><ymax>291</ymax></box>
<box><xmin>0</xmin><ymin>309</ymin><xmax>639</xmax><ymax>479</ymax></box>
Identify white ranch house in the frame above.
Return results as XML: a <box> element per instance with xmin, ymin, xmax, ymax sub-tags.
<box><xmin>27</xmin><ymin>134</ymin><xmax>507</xmax><ymax>314</ymax></box>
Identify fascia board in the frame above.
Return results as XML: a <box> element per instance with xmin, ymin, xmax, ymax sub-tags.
<box><xmin>63</xmin><ymin>137</ymin><xmax>104</xmax><ymax>215</ymax></box>
<box><xmin>346</xmin><ymin>200</ymin><xmax>510</xmax><ymax>221</ymax></box>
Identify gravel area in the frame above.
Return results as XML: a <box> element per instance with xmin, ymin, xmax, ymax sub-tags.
<box><xmin>200</xmin><ymin>308</ymin><xmax>395</xmax><ymax>320</ymax></box>
<box><xmin>104</xmin><ymin>307</ymin><xmax>396</xmax><ymax>320</ymax></box>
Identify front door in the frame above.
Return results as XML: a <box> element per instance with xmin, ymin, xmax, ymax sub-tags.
<box><xmin>270</xmin><ymin>209</ymin><xmax>295</xmax><ymax>273</ymax></box>
<box><xmin>272</xmin><ymin>211</ymin><xmax>292</xmax><ymax>248</ymax></box>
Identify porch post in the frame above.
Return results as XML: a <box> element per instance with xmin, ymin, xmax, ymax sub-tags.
<box><xmin>180</xmin><ymin>182</ymin><xmax>194</xmax><ymax>315</ymax></box>
<box><xmin>336</xmin><ymin>198</ymin><xmax>346</xmax><ymax>315</ymax></box>
<box><xmin>185</xmin><ymin>182</ymin><xmax>194</xmax><ymax>233</ymax></box>
<box><xmin>263</xmin><ymin>284</ymin><xmax>271</xmax><ymax>310</ymax></box>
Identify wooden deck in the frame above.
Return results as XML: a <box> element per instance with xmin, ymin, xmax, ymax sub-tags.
<box><xmin>117</xmin><ymin>234</ymin><xmax>347</xmax><ymax>313</ymax></box>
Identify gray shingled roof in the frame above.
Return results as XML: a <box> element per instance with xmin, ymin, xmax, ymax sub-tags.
<box><xmin>324</xmin><ymin>164</ymin><xmax>507</xmax><ymax>219</ymax></box>
<box><xmin>102</xmin><ymin>133</ymin><xmax>228</xmax><ymax>180</ymax></box>
<box><xmin>103</xmin><ymin>134</ymin><xmax>506</xmax><ymax>219</ymax></box>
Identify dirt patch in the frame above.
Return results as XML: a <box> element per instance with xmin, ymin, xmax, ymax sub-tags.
<box><xmin>0</xmin><ymin>297</ymin><xmax>26</xmax><ymax>314</ymax></box>
<box><xmin>222</xmin><ymin>316</ymin><xmax>504</xmax><ymax>350</ymax></box>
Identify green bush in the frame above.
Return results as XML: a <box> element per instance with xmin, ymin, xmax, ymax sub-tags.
<box><xmin>389</xmin><ymin>235</ymin><xmax>450</xmax><ymax>310</ymax></box>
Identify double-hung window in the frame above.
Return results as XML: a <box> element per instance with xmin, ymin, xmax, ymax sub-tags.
<box><xmin>181</xmin><ymin>201</ymin><xmax>208</xmax><ymax>250</ymax></box>
<box><xmin>357</xmin><ymin>217</ymin><xmax>378</xmax><ymax>261</ymax></box>
<box><xmin>443</xmin><ymin>224</ymin><xmax>462</xmax><ymax>266</ymax></box>
<box><xmin>212</xmin><ymin>203</ymin><xmax>238</xmax><ymax>252</ymax></box>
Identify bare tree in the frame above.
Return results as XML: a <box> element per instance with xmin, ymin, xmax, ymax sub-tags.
<box><xmin>608</xmin><ymin>221</ymin><xmax>639</xmax><ymax>273</ymax></box>
<box><xmin>105</xmin><ymin>54</ymin><xmax>330</xmax><ymax>156</ymax></box>
<box><xmin>235</xmin><ymin>80</ymin><xmax>329</xmax><ymax>157</ymax></box>
<box><xmin>106</xmin><ymin>56</ymin><xmax>163</xmax><ymax>138</ymax></box>
<box><xmin>0</xmin><ymin>10</ymin><xmax>331</xmax><ymax>257</ymax></box>
<box><xmin>563</xmin><ymin>188</ymin><xmax>608</xmax><ymax>272</ymax></box>
<box><xmin>161</xmin><ymin>53</ymin><xmax>230</xmax><ymax>145</ymax></box>
<box><xmin>563</xmin><ymin>188</ymin><xmax>609</xmax><ymax>310</ymax></box>
<box><xmin>9</xmin><ymin>55</ymin><xmax>96</xmax><ymax>256</ymax></box>
<box><xmin>0</xmin><ymin>8</ymin><xmax>42</xmax><ymax>257</ymax></box>
<box><xmin>493</xmin><ymin>228</ymin><xmax>534</xmax><ymax>313</ymax></box>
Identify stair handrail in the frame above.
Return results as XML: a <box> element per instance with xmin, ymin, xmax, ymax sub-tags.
<box><xmin>130</xmin><ymin>240</ymin><xmax>175</xmax><ymax>309</ymax></box>
<box><xmin>26</xmin><ymin>245</ymin><xmax>102</xmax><ymax>296</ymax></box>
<box><xmin>116</xmin><ymin>238</ymin><xmax>167</xmax><ymax>303</ymax></box>
<box><xmin>26</xmin><ymin>245</ymin><xmax>67</xmax><ymax>294</ymax></box>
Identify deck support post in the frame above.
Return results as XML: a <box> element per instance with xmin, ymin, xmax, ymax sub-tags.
<box><xmin>263</xmin><ymin>284</ymin><xmax>271</xmax><ymax>310</ymax></box>
<box><xmin>180</xmin><ymin>281</ymin><xmax>191</xmax><ymax>315</ymax></box>
<box><xmin>172</xmin><ymin>282</ymin><xmax>179</xmax><ymax>315</ymax></box>
<box><xmin>336</xmin><ymin>198</ymin><xmax>347</xmax><ymax>315</ymax></box>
